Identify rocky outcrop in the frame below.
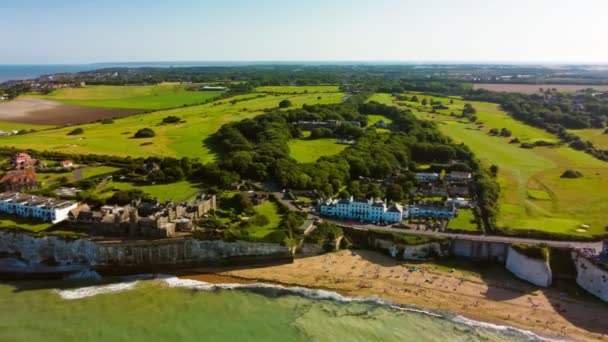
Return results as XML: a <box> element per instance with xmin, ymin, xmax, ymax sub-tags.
<box><xmin>572</xmin><ymin>252</ymin><xmax>608</xmax><ymax>303</ymax></box>
<box><xmin>505</xmin><ymin>246</ymin><xmax>552</xmax><ymax>287</ymax></box>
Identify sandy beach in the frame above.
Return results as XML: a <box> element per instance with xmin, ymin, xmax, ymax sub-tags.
<box><xmin>182</xmin><ymin>249</ymin><xmax>608</xmax><ymax>341</ymax></box>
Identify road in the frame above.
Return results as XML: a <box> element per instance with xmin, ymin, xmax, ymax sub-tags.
<box><xmin>324</xmin><ymin>218</ymin><xmax>603</xmax><ymax>250</ymax></box>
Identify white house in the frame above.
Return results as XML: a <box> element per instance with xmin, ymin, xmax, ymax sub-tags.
<box><xmin>445</xmin><ymin>197</ymin><xmax>470</xmax><ymax>208</ymax></box>
<box><xmin>404</xmin><ymin>204</ymin><xmax>456</xmax><ymax>219</ymax></box>
<box><xmin>415</xmin><ymin>172</ymin><xmax>440</xmax><ymax>182</ymax></box>
<box><xmin>319</xmin><ymin>197</ymin><xmax>403</xmax><ymax>223</ymax></box>
<box><xmin>0</xmin><ymin>192</ymin><xmax>77</xmax><ymax>223</ymax></box>
<box><xmin>445</xmin><ymin>171</ymin><xmax>472</xmax><ymax>183</ymax></box>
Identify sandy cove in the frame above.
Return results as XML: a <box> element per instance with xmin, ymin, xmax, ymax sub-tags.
<box><xmin>180</xmin><ymin>249</ymin><xmax>608</xmax><ymax>342</ymax></box>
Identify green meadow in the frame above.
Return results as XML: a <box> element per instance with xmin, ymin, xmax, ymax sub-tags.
<box><xmin>288</xmin><ymin>138</ymin><xmax>349</xmax><ymax>163</ymax></box>
<box><xmin>0</xmin><ymin>121</ymin><xmax>55</xmax><ymax>132</ymax></box>
<box><xmin>256</xmin><ymin>85</ymin><xmax>341</xmax><ymax>94</ymax></box>
<box><xmin>366</xmin><ymin>114</ymin><xmax>393</xmax><ymax>126</ymax></box>
<box><xmin>243</xmin><ymin>201</ymin><xmax>282</xmax><ymax>240</ymax></box>
<box><xmin>372</xmin><ymin>93</ymin><xmax>608</xmax><ymax>237</ymax></box>
<box><xmin>102</xmin><ymin>180</ymin><xmax>201</xmax><ymax>202</ymax></box>
<box><xmin>26</xmin><ymin>83</ymin><xmax>224</xmax><ymax>110</ymax></box>
<box><xmin>0</xmin><ymin>91</ymin><xmax>345</xmax><ymax>163</ymax></box>
<box><xmin>569</xmin><ymin>128</ymin><xmax>608</xmax><ymax>150</ymax></box>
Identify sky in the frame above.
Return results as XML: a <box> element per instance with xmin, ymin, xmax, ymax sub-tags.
<box><xmin>1</xmin><ymin>0</ymin><xmax>607</xmax><ymax>64</ymax></box>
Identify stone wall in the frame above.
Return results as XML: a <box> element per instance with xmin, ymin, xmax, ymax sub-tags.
<box><xmin>373</xmin><ymin>238</ymin><xmax>448</xmax><ymax>261</ymax></box>
<box><xmin>572</xmin><ymin>252</ymin><xmax>608</xmax><ymax>303</ymax></box>
<box><xmin>505</xmin><ymin>246</ymin><xmax>552</xmax><ymax>287</ymax></box>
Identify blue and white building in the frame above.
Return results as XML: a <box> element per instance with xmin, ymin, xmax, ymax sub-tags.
<box><xmin>0</xmin><ymin>192</ymin><xmax>77</xmax><ymax>223</ymax></box>
<box><xmin>319</xmin><ymin>197</ymin><xmax>404</xmax><ymax>223</ymax></box>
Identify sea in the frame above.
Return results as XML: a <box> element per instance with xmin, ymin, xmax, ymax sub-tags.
<box><xmin>0</xmin><ymin>274</ymin><xmax>552</xmax><ymax>341</ymax></box>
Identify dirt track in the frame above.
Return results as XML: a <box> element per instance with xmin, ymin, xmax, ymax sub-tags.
<box><xmin>0</xmin><ymin>99</ymin><xmax>142</xmax><ymax>125</ymax></box>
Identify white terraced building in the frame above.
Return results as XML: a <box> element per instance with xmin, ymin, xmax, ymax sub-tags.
<box><xmin>0</xmin><ymin>192</ymin><xmax>77</xmax><ymax>223</ymax></box>
<box><xmin>319</xmin><ymin>197</ymin><xmax>403</xmax><ymax>223</ymax></box>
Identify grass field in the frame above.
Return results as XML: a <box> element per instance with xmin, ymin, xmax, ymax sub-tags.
<box><xmin>0</xmin><ymin>121</ymin><xmax>54</xmax><ymax>132</ymax></box>
<box><xmin>104</xmin><ymin>180</ymin><xmax>201</xmax><ymax>202</ymax></box>
<box><xmin>27</xmin><ymin>83</ymin><xmax>224</xmax><ymax>110</ymax></box>
<box><xmin>569</xmin><ymin>128</ymin><xmax>608</xmax><ymax>150</ymax></box>
<box><xmin>81</xmin><ymin>166</ymin><xmax>120</xmax><ymax>179</ymax></box>
<box><xmin>373</xmin><ymin>93</ymin><xmax>608</xmax><ymax>237</ymax></box>
<box><xmin>288</xmin><ymin>138</ymin><xmax>348</xmax><ymax>163</ymax></box>
<box><xmin>448</xmin><ymin>209</ymin><xmax>478</xmax><ymax>231</ymax></box>
<box><xmin>244</xmin><ymin>201</ymin><xmax>282</xmax><ymax>239</ymax></box>
<box><xmin>366</xmin><ymin>114</ymin><xmax>393</xmax><ymax>126</ymax></box>
<box><xmin>0</xmin><ymin>91</ymin><xmax>345</xmax><ymax>162</ymax></box>
<box><xmin>256</xmin><ymin>85</ymin><xmax>341</xmax><ymax>94</ymax></box>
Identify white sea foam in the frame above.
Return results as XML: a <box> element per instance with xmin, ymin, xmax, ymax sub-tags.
<box><xmin>57</xmin><ymin>281</ymin><xmax>139</xmax><ymax>300</ymax></box>
<box><xmin>54</xmin><ymin>274</ymin><xmax>563</xmax><ymax>341</ymax></box>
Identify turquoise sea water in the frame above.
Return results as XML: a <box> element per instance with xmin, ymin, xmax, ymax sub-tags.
<box><xmin>0</xmin><ymin>276</ymin><xmax>548</xmax><ymax>342</ymax></box>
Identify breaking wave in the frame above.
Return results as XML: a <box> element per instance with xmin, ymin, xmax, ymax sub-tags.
<box><xmin>55</xmin><ymin>274</ymin><xmax>560</xmax><ymax>341</ymax></box>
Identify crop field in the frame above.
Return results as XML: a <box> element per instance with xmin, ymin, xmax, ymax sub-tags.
<box><xmin>288</xmin><ymin>138</ymin><xmax>349</xmax><ymax>163</ymax></box>
<box><xmin>569</xmin><ymin>128</ymin><xmax>608</xmax><ymax>150</ymax></box>
<box><xmin>256</xmin><ymin>85</ymin><xmax>341</xmax><ymax>94</ymax></box>
<box><xmin>472</xmin><ymin>84</ymin><xmax>608</xmax><ymax>94</ymax></box>
<box><xmin>374</xmin><ymin>93</ymin><xmax>608</xmax><ymax>237</ymax></box>
<box><xmin>26</xmin><ymin>83</ymin><xmax>224</xmax><ymax>110</ymax></box>
<box><xmin>0</xmin><ymin>90</ymin><xmax>345</xmax><ymax>162</ymax></box>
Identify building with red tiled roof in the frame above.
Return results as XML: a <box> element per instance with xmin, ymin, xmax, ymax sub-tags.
<box><xmin>10</xmin><ymin>152</ymin><xmax>36</xmax><ymax>169</ymax></box>
<box><xmin>0</xmin><ymin>170</ymin><xmax>38</xmax><ymax>192</ymax></box>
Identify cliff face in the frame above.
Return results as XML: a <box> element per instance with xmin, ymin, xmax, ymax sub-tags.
<box><xmin>0</xmin><ymin>230</ymin><xmax>97</xmax><ymax>265</ymax></box>
<box><xmin>572</xmin><ymin>252</ymin><xmax>608</xmax><ymax>303</ymax></box>
<box><xmin>373</xmin><ymin>238</ymin><xmax>448</xmax><ymax>261</ymax></box>
<box><xmin>0</xmin><ymin>230</ymin><xmax>290</xmax><ymax>270</ymax></box>
<box><xmin>451</xmin><ymin>239</ymin><xmax>508</xmax><ymax>261</ymax></box>
<box><xmin>505</xmin><ymin>246</ymin><xmax>552</xmax><ymax>287</ymax></box>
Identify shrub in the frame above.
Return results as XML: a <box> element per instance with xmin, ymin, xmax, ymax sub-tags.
<box><xmin>278</xmin><ymin>99</ymin><xmax>292</xmax><ymax>108</ymax></box>
<box><xmin>101</xmin><ymin>118</ymin><xmax>114</xmax><ymax>124</ymax></box>
<box><xmin>520</xmin><ymin>142</ymin><xmax>534</xmax><ymax>149</ymax></box>
<box><xmin>511</xmin><ymin>243</ymin><xmax>549</xmax><ymax>261</ymax></box>
<box><xmin>560</xmin><ymin>169</ymin><xmax>583</xmax><ymax>178</ymax></box>
<box><xmin>67</xmin><ymin>128</ymin><xmax>84</xmax><ymax>135</ymax></box>
<box><xmin>162</xmin><ymin>116</ymin><xmax>181</xmax><ymax>124</ymax></box>
<box><xmin>134</xmin><ymin>128</ymin><xmax>155</xmax><ymax>138</ymax></box>
<box><xmin>249</xmin><ymin>214</ymin><xmax>270</xmax><ymax>226</ymax></box>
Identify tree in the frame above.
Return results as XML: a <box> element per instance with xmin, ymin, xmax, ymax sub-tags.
<box><xmin>67</xmin><ymin>127</ymin><xmax>84</xmax><ymax>135</ymax></box>
<box><xmin>421</xmin><ymin>98</ymin><xmax>428</xmax><ymax>106</ymax></box>
<box><xmin>386</xmin><ymin>183</ymin><xmax>404</xmax><ymax>202</ymax></box>
<box><xmin>162</xmin><ymin>116</ymin><xmax>181</xmax><ymax>124</ymax></box>
<box><xmin>134</xmin><ymin>128</ymin><xmax>155</xmax><ymax>138</ymax></box>
<box><xmin>279</xmin><ymin>99</ymin><xmax>293</xmax><ymax>108</ymax></box>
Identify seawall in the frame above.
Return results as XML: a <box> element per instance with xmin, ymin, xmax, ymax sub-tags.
<box><xmin>505</xmin><ymin>246</ymin><xmax>552</xmax><ymax>287</ymax></box>
<box><xmin>572</xmin><ymin>251</ymin><xmax>608</xmax><ymax>303</ymax></box>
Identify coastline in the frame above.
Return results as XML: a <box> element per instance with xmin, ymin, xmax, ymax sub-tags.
<box><xmin>178</xmin><ymin>249</ymin><xmax>608</xmax><ymax>341</ymax></box>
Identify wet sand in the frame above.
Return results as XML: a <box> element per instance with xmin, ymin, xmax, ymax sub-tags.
<box><xmin>182</xmin><ymin>250</ymin><xmax>608</xmax><ymax>341</ymax></box>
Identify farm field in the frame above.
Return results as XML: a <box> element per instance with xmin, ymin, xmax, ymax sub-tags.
<box><xmin>472</xmin><ymin>83</ymin><xmax>608</xmax><ymax>94</ymax></box>
<box><xmin>373</xmin><ymin>93</ymin><xmax>608</xmax><ymax>238</ymax></box>
<box><xmin>0</xmin><ymin>91</ymin><xmax>345</xmax><ymax>162</ymax></box>
<box><xmin>569</xmin><ymin>128</ymin><xmax>608</xmax><ymax>150</ymax></box>
<box><xmin>26</xmin><ymin>84</ymin><xmax>224</xmax><ymax>110</ymax></box>
<box><xmin>256</xmin><ymin>85</ymin><xmax>340</xmax><ymax>94</ymax></box>
<box><xmin>288</xmin><ymin>138</ymin><xmax>349</xmax><ymax>163</ymax></box>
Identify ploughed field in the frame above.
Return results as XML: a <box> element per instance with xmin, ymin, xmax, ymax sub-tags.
<box><xmin>24</xmin><ymin>83</ymin><xmax>224</xmax><ymax>110</ymax></box>
<box><xmin>369</xmin><ymin>93</ymin><xmax>608</xmax><ymax>238</ymax></box>
<box><xmin>0</xmin><ymin>86</ymin><xmax>346</xmax><ymax>163</ymax></box>
<box><xmin>472</xmin><ymin>83</ymin><xmax>608</xmax><ymax>94</ymax></box>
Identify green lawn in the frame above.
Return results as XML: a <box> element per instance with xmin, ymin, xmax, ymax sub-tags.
<box><xmin>244</xmin><ymin>201</ymin><xmax>282</xmax><ymax>239</ymax></box>
<box><xmin>0</xmin><ymin>121</ymin><xmax>55</xmax><ymax>132</ymax></box>
<box><xmin>569</xmin><ymin>128</ymin><xmax>608</xmax><ymax>150</ymax></box>
<box><xmin>256</xmin><ymin>85</ymin><xmax>341</xmax><ymax>94</ymax></box>
<box><xmin>0</xmin><ymin>215</ymin><xmax>54</xmax><ymax>232</ymax></box>
<box><xmin>104</xmin><ymin>180</ymin><xmax>201</xmax><ymax>202</ymax></box>
<box><xmin>448</xmin><ymin>209</ymin><xmax>478</xmax><ymax>232</ymax></box>
<box><xmin>374</xmin><ymin>92</ymin><xmax>608</xmax><ymax>238</ymax></box>
<box><xmin>0</xmin><ymin>90</ymin><xmax>345</xmax><ymax>163</ymax></box>
<box><xmin>288</xmin><ymin>138</ymin><xmax>349</xmax><ymax>163</ymax></box>
<box><xmin>81</xmin><ymin>166</ymin><xmax>120</xmax><ymax>179</ymax></box>
<box><xmin>25</xmin><ymin>83</ymin><xmax>224</xmax><ymax>110</ymax></box>
<box><xmin>366</xmin><ymin>114</ymin><xmax>393</xmax><ymax>126</ymax></box>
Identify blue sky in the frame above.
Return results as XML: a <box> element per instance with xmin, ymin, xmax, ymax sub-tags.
<box><xmin>1</xmin><ymin>0</ymin><xmax>607</xmax><ymax>64</ymax></box>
